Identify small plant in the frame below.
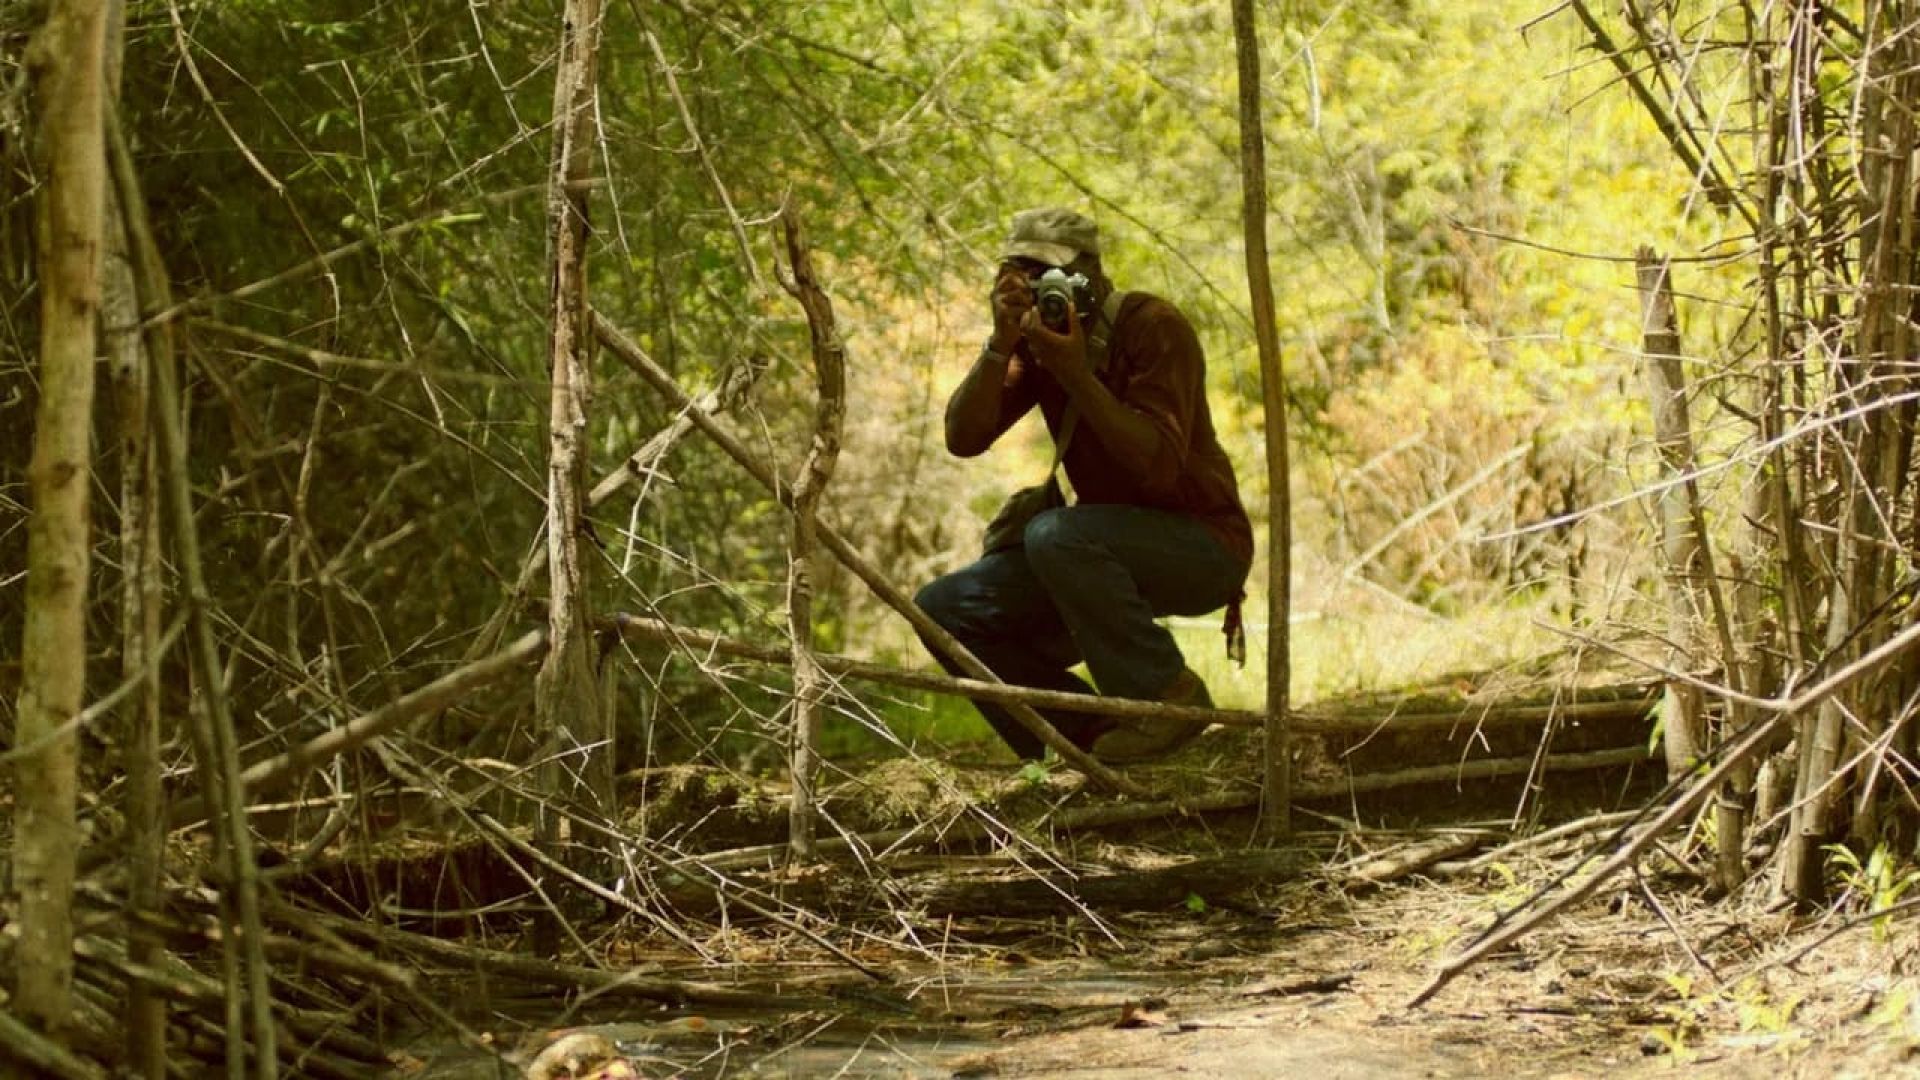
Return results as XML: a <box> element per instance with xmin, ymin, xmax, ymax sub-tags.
<box><xmin>1017</xmin><ymin>759</ymin><xmax>1051</xmax><ymax>787</ymax></box>
<box><xmin>1826</xmin><ymin>842</ymin><xmax>1920</xmax><ymax>943</ymax></box>
<box><xmin>1649</xmin><ymin>973</ymin><xmax>1702</xmax><ymax>1066</ymax></box>
<box><xmin>1184</xmin><ymin>892</ymin><xmax>1208</xmax><ymax>915</ymax></box>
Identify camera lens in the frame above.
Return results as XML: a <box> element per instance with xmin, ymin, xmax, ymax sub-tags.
<box><xmin>1038</xmin><ymin>291</ymin><xmax>1070</xmax><ymax>330</ymax></box>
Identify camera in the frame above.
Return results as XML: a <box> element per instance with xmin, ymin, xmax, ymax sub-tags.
<box><xmin>1031</xmin><ymin>268</ymin><xmax>1092</xmax><ymax>331</ymax></box>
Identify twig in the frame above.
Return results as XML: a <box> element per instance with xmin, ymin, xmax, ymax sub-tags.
<box><xmin>165</xmin><ymin>629</ymin><xmax>547</xmax><ymax>830</ymax></box>
<box><xmin>1748</xmin><ymin>895</ymin><xmax>1920</xmax><ymax>974</ymax></box>
<box><xmin>293</xmin><ymin>906</ymin><xmax>829</xmax><ymax>1011</ymax></box>
<box><xmin>1408</xmin><ymin>714</ymin><xmax>1788</xmax><ymax>1007</ymax></box>
<box><xmin>141</xmin><ymin>183</ymin><xmax>560</xmax><ymax>329</ymax></box>
<box><xmin>1443</xmin><ymin>810</ymin><xmax>1640</xmax><ymax>874</ymax></box>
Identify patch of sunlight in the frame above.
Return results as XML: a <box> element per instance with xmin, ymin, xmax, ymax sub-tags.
<box><xmin>1170</xmin><ymin>598</ymin><xmax>1561</xmax><ymax>710</ymax></box>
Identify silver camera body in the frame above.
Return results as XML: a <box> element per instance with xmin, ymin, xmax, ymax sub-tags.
<box><xmin>1032</xmin><ymin>268</ymin><xmax>1092</xmax><ymax>331</ymax></box>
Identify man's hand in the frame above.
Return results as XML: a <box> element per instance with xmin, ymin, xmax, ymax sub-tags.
<box><xmin>1021</xmin><ymin>303</ymin><xmax>1091</xmax><ymax>388</ymax></box>
<box><xmin>990</xmin><ymin>265</ymin><xmax>1034</xmax><ymax>354</ymax></box>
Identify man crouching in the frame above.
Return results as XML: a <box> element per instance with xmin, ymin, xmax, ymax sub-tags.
<box><xmin>914</xmin><ymin>207</ymin><xmax>1252</xmax><ymax>764</ymax></box>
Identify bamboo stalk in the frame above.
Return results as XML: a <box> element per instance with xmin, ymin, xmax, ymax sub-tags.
<box><xmin>13</xmin><ymin>0</ymin><xmax>108</xmax><ymax>1043</ymax></box>
<box><xmin>103</xmin><ymin>103</ymin><xmax>169</xmax><ymax>1079</ymax></box>
<box><xmin>1636</xmin><ymin>248</ymin><xmax>1710</xmax><ymax>780</ymax></box>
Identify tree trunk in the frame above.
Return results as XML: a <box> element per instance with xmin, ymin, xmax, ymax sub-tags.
<box><xmin>12</xmin><ymin>0</ymin><xmax>108</xmax><ymax>1041</ymax></box>
<box><xmin>1232</xmin><ymin>0</ymin><xmax>1292</xmax><ymax>841</ymax></box>
<box><xmin>778</xmin><ymin>209</ymin><xmax>847</xmax><ymax>861</ymax></box>
<box><xmin>536</xmin><ymin>0</ymin><xmax>611</xmax><ymax>866</ymax></box>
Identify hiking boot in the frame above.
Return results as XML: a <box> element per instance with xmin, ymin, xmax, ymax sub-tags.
<box><xmin>1091</xmin><ymin>667</ymin><xmax>1213</xmax><ymax>764</ymax></box>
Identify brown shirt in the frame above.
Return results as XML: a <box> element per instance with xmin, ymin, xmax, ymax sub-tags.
<box><xmin>992</xmin><ymin>292</ymin><xmax>1254</xmax><ymax>569</ymax></box>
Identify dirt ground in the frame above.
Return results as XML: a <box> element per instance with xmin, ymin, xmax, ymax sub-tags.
<box><xmin>931</xmin><ymin>875</ymin><xmax>1920</xmax><ymax>1079</ymax></box>
<box><xmin>387</xmin><ymin>738</ymin><xmax>1920</xmax><ymax>1079</ymax></box>
<box><xmin>452</xmin><ymin>840</ymin><xmax>1920</xmax><ymax>1080</ymax></box>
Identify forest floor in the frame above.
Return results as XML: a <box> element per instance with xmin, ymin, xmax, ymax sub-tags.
<box><xmin>384</xmin><ymin>745</ymin><xmax>1920</xmax><ymax>1079</ymax></box>
<box><xmin>908</xmin><ymin>874</ymin><xmax>1920</xmax><ymax>1080</ymax></box>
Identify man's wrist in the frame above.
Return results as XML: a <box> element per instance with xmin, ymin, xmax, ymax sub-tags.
<box><xmin>1054</xmin><ymin>359</ymin><xmax>1100</xmax><ymax>399</ymax></box>
<box><xmin>981</xmin><ymin>337</ymin><xmax>1016</xmax><ymax>364</ymax></box>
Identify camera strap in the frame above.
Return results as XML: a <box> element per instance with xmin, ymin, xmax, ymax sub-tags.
<box><xmin>1049</xmin><ymin>289</ymin><xmax>1129</xmax><ymax>502</ymax></box>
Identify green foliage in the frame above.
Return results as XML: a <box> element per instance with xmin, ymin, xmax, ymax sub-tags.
<box><xmin>1826</xmin><ymin>842</ymin><xmax>1920</xmax><ymax>943</ymax></box>
<box><xmin>0</xmin><ymin>0</ymin><xmax>1751</xmax><ymax>766</ymax></box>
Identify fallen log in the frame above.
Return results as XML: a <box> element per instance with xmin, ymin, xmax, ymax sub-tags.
<box><xmin>917</xmin><ymin>850</ymin><xmax>1318</xmax><ymax>917</ymax></box>
<box><xmin>609</xmin><ymin>611</ymin><xmax>1658</xmax><ymax>735</ymax></box>
<box><xmin>1341</xmin><ymin>832</ymin><xmax>1491</xmax><ymax>890</ymax></box>
<box><xmin>917</xmin><ymin>826</ymin><xmax>1496</xmax><ymax>918</ymax></box>
<box><xmin>681</xmin><ymin>745</ymin><xmax>1655</xmax><ymax>874</ymax></box>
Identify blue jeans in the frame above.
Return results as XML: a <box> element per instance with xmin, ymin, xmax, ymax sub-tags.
<box><xmin>914</xmin><ymin>504</ymin><xmax>1248</xmax><ymax>759</ymax></box>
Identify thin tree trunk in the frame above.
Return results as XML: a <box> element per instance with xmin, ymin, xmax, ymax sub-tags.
<box><xmin>106</xmin><ymin>97</ymin><xmax>277</xmax><ymax>1079</ymax></box>
<box><xmin>100</xmin><ymin>3</ymin><xmax>166</xmax><ymax>1072</ymax></box>
<box><xmin>535</xmin><ymin>0</ymin><xmax>611</xmax><ymax>863</ymax></box>
<box><xmin>778</xmin><ymin>208</ymin><xmax>846</xmax><ymax>861</ymax></box>
<box><xmin>12</xmin><ymin>0</ymin><xmax>108</xmax><ymax>1040</ymax></box>
<box><xmin>104</xmin><ymin>104</ymin><xmax>169</xmax><ymax>1080</ymax></box>
<box><xmin>1232</xmin><ymin>0</ymin><xmax>1292</xmax><ymax>841</ymax></box>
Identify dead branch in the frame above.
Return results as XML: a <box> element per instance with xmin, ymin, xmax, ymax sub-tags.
<box><xmin>468</xmin><ymin>351</ymin><xmax>771</xmax><ymax>663</ymax></box>
<box><xmin>109</xmin><ymin>77</ymin><xmax>279</xmax><ymax>1075</ymax></box>
<box><xmin>1438</xmin><ymin>810</ymin><xmax>1641</xmax><ymax>876</ymax></box>
<box><xmin>593</xmin><ymin>309</ymin><xmax>1151</xmax><ymax>798</ymax></box>
<box><xmin>1407</xmin><ymin>717</ymin><xmax>1786</xmax><ymax>1007</ymax></box>
<box><xmin>1341</xmin><ymin>833</ymin><xmax>1488</xmax><ymax>890</ymax></box>
<box><xmin>0</xmin><ymin>1008</ymin><xmax>109</xmax><ymax>1080</ymax></box>
<box><xmin>164</xmin><ymin>630</ymin><xmax>546</xmax><ymax>831</ymax></box>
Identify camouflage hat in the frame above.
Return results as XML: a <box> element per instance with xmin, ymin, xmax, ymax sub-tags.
<box><xmin>1002</xmin><ymin>207</ymin><xmax>1099</xmax><ymax>267</ymax></box>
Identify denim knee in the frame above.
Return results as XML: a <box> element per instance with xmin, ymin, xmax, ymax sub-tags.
<box><xmin>1022</xmin><ymin>507</ymin><xmax>1090</xmax><ymax>579</ymax></box>
<box><xmin>914</xmin><ymin>575</ymin><xmax>964</xmax><ymax>632</ymax></box>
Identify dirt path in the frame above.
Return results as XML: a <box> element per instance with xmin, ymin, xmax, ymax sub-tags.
<box><xmin>937</xmin><ymin>881</ymin><xmax>1917</xmax><ymax>1080</ymax></box>
<box><xmin>426</xmin><ymin>872</ymin><xmax>1916</xmax><ymax>1079</ymax></box>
